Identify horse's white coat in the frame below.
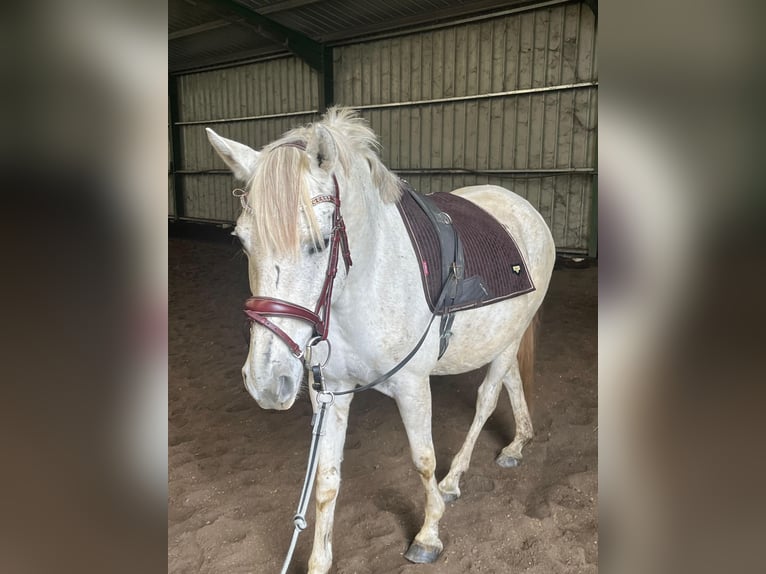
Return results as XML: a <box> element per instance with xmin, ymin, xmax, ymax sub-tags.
<box><xmin>207</xmin><ymin>109</ymin><xmax>555</xmax><ymax>573</ymax></box>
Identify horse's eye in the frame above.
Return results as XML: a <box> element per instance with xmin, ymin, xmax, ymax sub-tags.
<box><xmin>308</xmin><ymin>237</ymin><xmax>330</xmax><ymax>255</ymax></box>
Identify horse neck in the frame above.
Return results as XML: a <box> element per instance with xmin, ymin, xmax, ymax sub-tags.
<box><xmin>334</xmin><ymin>165</ymin><xmax>413</xmax><ymax>312</ymax></box>
<box><xmin>338</xmin><ymin>163</ymin><xmax>389</xmax><ymax>270</ymax></box>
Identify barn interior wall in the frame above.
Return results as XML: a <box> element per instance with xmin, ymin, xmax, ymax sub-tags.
<box><xmin>172</xmin><ymin>57</ymin><xmax>320</xmax><ymax>222</ymax></box>
<box><xmin>169</xmin><ymin>2</ymin><xmax>597</xmax><ymax>251</ymax></box>
<box><xmin>333</xmin><ymin>3</ymin><xmax>597</xmax><ymax>251</ymax></box>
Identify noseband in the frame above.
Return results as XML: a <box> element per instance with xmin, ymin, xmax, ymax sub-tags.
<box><xmin>243</xmin><ymin>141</ymin><xmax>352</xmax><ymax>359</ymax></box>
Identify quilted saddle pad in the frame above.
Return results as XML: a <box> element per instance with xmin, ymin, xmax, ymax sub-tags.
<box><xmin>396</xmin><ymin>186</ymin><xmax>535</xmax><ymax>314</ymax></box>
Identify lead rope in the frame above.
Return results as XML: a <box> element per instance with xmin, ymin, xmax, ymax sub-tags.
<box><xmin>279</xmin><ymin>387</ymin><xmax>334</xmax><ymax>574</ymax></box>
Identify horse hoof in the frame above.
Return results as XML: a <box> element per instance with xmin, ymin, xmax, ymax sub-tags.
<box><xmin>441</xmin><ymin>490</ymin><xmax>459</xmax><ymax>503</ymax></box>
<box><xmin>438</xmin><ymin>479</ymin><xmax>460</xmax><ymax>502</ymax></box>
<box><xmin>496</xmin><ymin>453</ymin><xmax>522</xmax><ymax>468</ymax></box>
<box><xmin>404</xmin><ymin>541</ymin><xmax>442</xmax><ymax>564</ymax></box>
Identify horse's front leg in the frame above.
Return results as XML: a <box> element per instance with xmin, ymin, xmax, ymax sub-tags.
<box><xmin>394</xmin><ymin>376</ymin><xmax>446</xmax><ymax>563</ymax></box>
<box><xmin>307</xmin><ymin>390</ymin><xmax>353</xmax><ymax>574</ymax></box>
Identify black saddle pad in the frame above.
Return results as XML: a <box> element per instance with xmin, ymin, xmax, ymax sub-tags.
<box><xmin>396</xmin><ymin>187</ymin><xmax>535</xmax><ymax>314</ymax></box>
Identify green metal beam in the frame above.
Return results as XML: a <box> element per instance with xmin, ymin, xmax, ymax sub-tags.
<box><xmin>319</xmin><ymin>47</ymin><xmax>334</xmax><ymax>112</ymax></box>
<box><xmin>206</xmin><ymin>0</ymin><xmax>325</xmax><ymax>71</ymax></box>
<box><xmin>168</xmin><ymin>75</ymin><xmax>185</xmax><ymax>221</ymax></box>
<box><xmin>587</xmin><ymin>175</ymin><xmax>598</xmax><ymax>258</ymax></box>
<box><xmin>587</xmin><ymin>131</ymin><xmax>598</xmax><ymax>258</ymax></box>
<box><xmin>585</xmin><ymin>0</ymin><xmax>597</xmax><ymax>257</ymax></box>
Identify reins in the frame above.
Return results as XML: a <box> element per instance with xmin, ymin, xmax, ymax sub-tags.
<box><xmin>279</xmin><ymin>390</ymin><xmax>332</xmax><ymax>574</ymax></box>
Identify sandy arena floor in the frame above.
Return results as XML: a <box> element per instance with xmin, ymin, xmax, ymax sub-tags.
<box><xmin>169</xmin><ymin>235</ymin><xmax>597</xmax><ymax>573</ymax></box>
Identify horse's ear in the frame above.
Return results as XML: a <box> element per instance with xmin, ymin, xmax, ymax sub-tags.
<box><xmin>206</xmin><ymin>128</ymin><xmax>260</xmax><ymax>182</ymax></box>
<box><xmin>307</xmin><ymin>124</ymin><xmax>338</xmax><ymax>172</ymax></box>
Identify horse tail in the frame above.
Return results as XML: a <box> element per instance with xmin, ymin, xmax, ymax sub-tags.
<box><xmin>517</xmin><ymin>312</ymin><xmax>539</xmax><ymax>410</ymax></box>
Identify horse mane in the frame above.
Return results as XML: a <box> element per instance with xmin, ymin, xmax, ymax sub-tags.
<box><xmin>317</xmin><ymin>107</ymin><xmax>402</xmax><ymax>205</ymax></box>
<box><xmin>244</xmin><ymin>107</ymin><xmax>402</xmax><ymax>256</ymax></box>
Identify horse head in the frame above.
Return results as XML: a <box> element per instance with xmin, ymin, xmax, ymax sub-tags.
<box><xmin>207</xmin><ymin>121</ymin><xmax>346</xmax><ymax>410</ymax></box>
<box><xmin>207</xmin><ymin>109</ymin><xmax>402</xmax><ymax>410</ymax></box>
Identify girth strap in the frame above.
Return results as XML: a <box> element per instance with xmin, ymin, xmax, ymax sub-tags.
<box><xmin>406</xmin><ymin>189</ymin><xmax>464</xmax><ymax>358</ymax></box>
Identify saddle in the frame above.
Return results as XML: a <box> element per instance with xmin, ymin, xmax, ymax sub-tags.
<box><xmin>396</xmin><ymin>183</ymin><xmax>535</xmax><ymax>358</ymax></box>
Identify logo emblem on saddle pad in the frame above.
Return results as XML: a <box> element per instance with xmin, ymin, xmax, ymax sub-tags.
<box><xmin>512</xmin><ymin>264</ymin><xmax>522</xmax><ymax>275</ymax></box>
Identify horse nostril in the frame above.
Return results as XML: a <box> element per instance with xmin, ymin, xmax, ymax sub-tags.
<box><xmin>277</xmin><ymin>375</ymin><xmax>295</xmax><ymax>402</ymax></box>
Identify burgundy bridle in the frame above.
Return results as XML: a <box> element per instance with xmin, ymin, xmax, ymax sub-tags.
<box><xmin>242</xmin><ymin>141</ymin><xmax>352</xmax><ymax>360</ymax></box>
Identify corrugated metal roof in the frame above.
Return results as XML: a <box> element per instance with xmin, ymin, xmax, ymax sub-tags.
<box><xmin>170</xmin><ymin>21</ymin><xmax>277</xmax><ymax>71</ymax></box>
<box><xmin>170</xmin><ymin>0</ymin><xmax>224</xmax><ymax>34</ymax></box>
<box><xmin>169</xmin><ymin>0</ymin><xmax>553</xmax><ymax>73</ymax></box>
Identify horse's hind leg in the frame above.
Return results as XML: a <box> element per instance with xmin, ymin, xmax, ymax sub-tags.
<box><xmin>495</xmin><ymin>357</ymin><xmax>534</xmax><ymax>468</ymax></box>
<box><xmin>393</xmin><ymin>376</ymin><xmax>446</xmax><ymax>564</ymax></box>
<box><xmin>437</xmin><ymin>346</ymin><xmax>515</xmax><ymax>502</ymax></box>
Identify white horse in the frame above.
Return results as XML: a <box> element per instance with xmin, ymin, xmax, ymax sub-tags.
<box><xmin>206</xmin><ymin>108</ymin><xmax>555</xmax><ymax>573</ymax></box>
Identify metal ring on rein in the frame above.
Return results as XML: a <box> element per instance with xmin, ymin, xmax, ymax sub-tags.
<box><xmin>316</xmin><ymin>390</ymin><xmax>335</xmax><ymax>406</ymax></box>
<box><xmin>305</xmin><ymin>336</ymin><xmax>332</xmax><ymax>368</ymax></box>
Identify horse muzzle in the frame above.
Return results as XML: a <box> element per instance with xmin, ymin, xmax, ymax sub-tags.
<box><xmin>242</xmin><ymin>364</ymin><xmax>300</xmax><ymax>410</ymax></box>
